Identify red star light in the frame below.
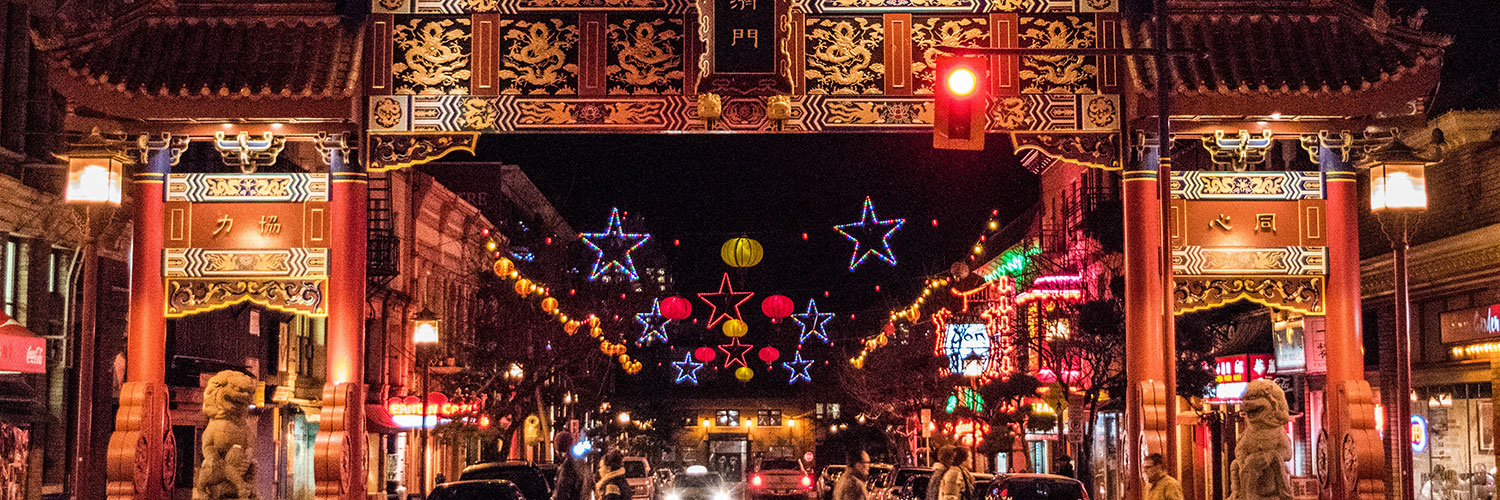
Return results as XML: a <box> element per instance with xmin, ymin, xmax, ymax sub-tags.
<box><xmin>697</xmin><ymin>273</ymin><xmax>754</xmax><ymax>329</ymax></box>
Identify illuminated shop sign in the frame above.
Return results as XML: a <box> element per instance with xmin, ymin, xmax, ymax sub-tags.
<box><xmin>1210</xmin><ymin>354</ymin><xmax>1272</xmax><ymax>402</ymax></box>
<box><xmin>1441</xmin><ymin>304</ymin><xmax>1500</xmax><ymax>344</ymax></box>
<box><xmin>385</xmin><ymin>392</ymin><xmax>486</xmax><ymax>429</ymax></box>
<box><xmin>1410</xmin><ymin>415</ymin><xmax>1428</xmax><ymax>453</ymax></box>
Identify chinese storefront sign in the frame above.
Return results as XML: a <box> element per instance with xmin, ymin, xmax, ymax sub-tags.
<box><xmin>162</xmin><ymin>173</ymin><xmax>331</xmax><ymax>317</ymax></box>
<box><xmin>1211</xmin><ymin>353</ymin><xmax>1272</xmax><ymax>402</ymax></box>
<box><xmin>1169</xmin><ymin>171</ymin><xmax>1329</xmax><ymax>315</ymax></box>
<box><xmin>713</xmin><ymin>0</ymin><xmax>776</xmax><ymax>73</ymax></box>
<box><xmin>385</xmin><ymin>392</ymin><xmax>487</xmax><ymax>429</ymax></box>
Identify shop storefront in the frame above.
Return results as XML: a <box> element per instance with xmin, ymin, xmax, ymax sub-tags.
<box><xmin>1409</xmin><ymin>385</ymin><xmax>1496</xmax><ymax>500</ymax></box>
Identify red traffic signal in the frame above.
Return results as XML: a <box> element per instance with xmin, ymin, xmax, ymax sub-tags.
<box><xmin>933</xmin><ymin>55</ymin><xmax>988</xmax><ymax>151</ymax></box>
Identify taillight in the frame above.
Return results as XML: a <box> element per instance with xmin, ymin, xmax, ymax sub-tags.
<box><xmin>801</xmin><ymin>476</ymin><xmax>813</xmax><ymax>488</ymax></box>
<box><xmin>751</xmin><ymin>475</ymin><xmax>764</xmax><ymax>488</ymax></box>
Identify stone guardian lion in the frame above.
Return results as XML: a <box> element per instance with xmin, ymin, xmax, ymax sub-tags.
<box><xmin>1230</xmin><ymin>378</ymin><xmax>1293</xmax><ymax>500</ymax></box>
<box><xmin>195</xmin><ymin>370</ymin><xmax>257</xmax><ymax>500</ymax></box>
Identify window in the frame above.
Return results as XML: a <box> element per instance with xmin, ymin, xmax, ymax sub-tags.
<box><xmin>1</xmin><ymin>238</ymin><xmax>27</xmax><ymax>323</ymax></box>
<box><xmin>716</xmin><ymin>410</ymin><xmax>740</xmax><ymax>427</ymax></box>
<box><xmin>757</xmin><ymin>410</ymin><xmax>782</xmax><ymax>426</ymax></box>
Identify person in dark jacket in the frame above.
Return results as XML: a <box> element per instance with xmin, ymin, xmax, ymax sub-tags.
<box><xmin>553</xmin><ymin>432</ymin><xmax>587</xmax><ymax>500</ymax></box>
<box><xmin>596</xmin><ymin>450</ymin><xmax>634</xmax><ymax>500</ymax></box>
<box><xmin>834</xmin><ymin>449</ymin><xmax>870</xmax><ymax>500</ymax></box>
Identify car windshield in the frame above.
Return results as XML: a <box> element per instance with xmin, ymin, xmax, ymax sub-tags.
<box><xmin>996</xmin><ymin>478</ymin><xmax>1085</xmax><ymax>500</ymax></box>
<box><xmin>458</xmin><ymin>466</ymin><xmax>549</xmax><ymax>500</ymax></box>
<box><xmin>428</xmin><ymin>482</ymin><xmax>520</xmax><ymax>500</ymax></box>
<box><xmin>676</xmin><ymin>474</ymin><xmax>723</xmax><ymax>489</ymax></box>
<box><xmin>759</xmin><ymin>459</ymin><xmax>800</xmax><ymax>471</ymax></box>
<box><xmin>625</xmin><ymin>461</ymin><xmax>649</xmax><ymax>478</ymax></box>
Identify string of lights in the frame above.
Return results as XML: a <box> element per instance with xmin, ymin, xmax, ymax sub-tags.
<box><xmin>491</xmin><ymin>256</ymin><xmax>643</xmax><ymax>373</ymax></box>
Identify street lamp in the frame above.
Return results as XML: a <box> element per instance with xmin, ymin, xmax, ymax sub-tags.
<box><xmin>1361</xmin><ymin>140</ymin><xmax>1433</xmax><ymax>500</ymax></box>
<box><xmin>412</xmin><ymin>307</ymin><xmax>441</xmax><ymax>496</ymax></box>
<box><xmin>64</xmin><ymin>128</ymin><xmax>126</xmax><ymax>499</ymax></box>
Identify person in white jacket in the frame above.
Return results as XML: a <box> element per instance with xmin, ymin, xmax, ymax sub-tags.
<box><xmin>938</xmin><ymin>448</ymin><xmax>974</xmax><ymax>500</ymax></box>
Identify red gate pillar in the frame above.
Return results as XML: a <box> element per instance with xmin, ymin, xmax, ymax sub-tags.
<box><xmin>105</xmin><ymin>138</ymin><xmax>180</xmax><ymax>500</ymax></box>
<box><xmin>1319</xmin><ymin>143</ymin><xmax>1385</xmax><ymax>500</ymax></box>
<box><xmin>1124</xmin><ymin>146</ymin><xmax>1173</xmax><ymax>500</ymax></box>
<box><xmin>315</xmin><ymin>136</ymin><xmax>369</xmax><ymax>500</ymax></box>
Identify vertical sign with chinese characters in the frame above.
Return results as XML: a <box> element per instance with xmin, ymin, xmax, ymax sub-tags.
<box><xmin>161</xmin><ymin>173</ymin><xmax>331</xmax><ymax>317</ymax></box>
<box><xmin>714</xmin><ymin>0</ymin><xmax>777</xmax><ymax>73</ymax></box>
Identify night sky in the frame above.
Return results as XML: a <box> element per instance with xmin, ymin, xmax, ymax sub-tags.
<box><xmin>426</xmin><ymin>133</ymin><xmax>1036</xmax><ymax>395</ymax></box>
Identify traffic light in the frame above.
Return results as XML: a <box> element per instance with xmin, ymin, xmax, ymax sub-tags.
<box><xmin>933</xmin><ymin>54</ymin><xmax>988</xmax><ymax>151</ymax></box>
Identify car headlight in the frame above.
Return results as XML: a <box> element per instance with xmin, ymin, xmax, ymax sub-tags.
<box><xmin>714</xmin><ymin>491</ymin><xmax>731</xmax><ymax>500</ymax></box>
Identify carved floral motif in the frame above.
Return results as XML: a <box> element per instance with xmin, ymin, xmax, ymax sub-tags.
<box><xmin>825</xmin><ymin>100</ymin><xmax>933</xmax><ymax>125</ymax></box>
<box><xmin>1174</xmin><ymin>276</ymin><xmax>1324</xmax><ymax>315</ymax></box>
<box><xmin>166</xmin><ymin>278</ymin><xmax>327</xmax><ymax>317</ymax></box>
<box><xmin>373</xmin><ymin>97</ymin><xmax>404</xmax><ymax>128</ymax></box>
<box><xmin>369</xmin><ymin>133</ymin><xmax>479</xmax><ymax>171</ymax></box>
<box><xmin>805</xmin><ymin>18</ymin><xmax>884</xmax><ymax>95</ymax></box>
<box><xmin>460</xmin><ymin>97</ymin><xmax>500</xmax><ymax>130</ymax></box>
<box><xmin>607</xmin><ymin>18</ymin><xmax>685</xmax><ymax>95</ymax></box>
<box><xmin>393</xmin><ymin>17</ymin><xmax>472</xmax><ymax>94</ymax></box>
<box><xmin>498</xmin><ymin>18</ymin><xmax>580</xmax><ymax>95</ymax></box>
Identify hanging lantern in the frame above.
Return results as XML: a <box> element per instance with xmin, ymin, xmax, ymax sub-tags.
<box><xmin>694</xmin><ymin>346</ymin><xmax>717</xmax><ymax>363</ymax></box>
<box><xmin>722</xmin><ymin>319</ymin><xmax>749</xmax><ymax>338</ymax></box>
<box><xmin>619</xmin><ymin>354</ymin><xmax>631</xmax><ymax>364</ymax></box>
<box><xmin>588</xmin><ymin>316</ymin><xmax>602</xmax><ymax>328</ymax></box>
<box><xmin>541</xmin><ymin>297</ymin><xmax>559</xmax><ymax>313</ymax></box>
<box><xmin>735</xmin><ymin>366</ymin><xmax>755</xmax><ymax>381</ymax></box>
<box><xmin>883</xmin><ymin>322</ymin><xmax>896</xmax><ymax>337</ymax></box>
<box><xmin>514</xmin><ymin>279</ymin><xmax>533</xmax><ymax>296</ymax></box>
<box><xmin>721</xmin><ymin>237</ymin><xmax>764</xmax><ymax>268</ymax></box>
<box><xmin>661</xmin><ymin>296</ymin><xmax>693</xmax><ymax>320</ymax></box>
<box><xmin>564</xmin><ymin>321</ymin><xmax>580</xmax><ymax>335</ymax></box>
<box><xmin>590</xmin><ymin>327</ymin><xmax>604</xmax><ymax>338</ymax></box>
<box><xmin>758</xmin><ymin>346</ymin><xmax>780</xmax><ymax>364</ymax></box>
<box><xmin>493</xmin><ymin>258</ymin><xmax>515</xmax><ymax>278</ymax></box>
<box><xmin>761</xmin><ymin>295</ymin><xmax>794</xmax><ymax>320</ymax></box>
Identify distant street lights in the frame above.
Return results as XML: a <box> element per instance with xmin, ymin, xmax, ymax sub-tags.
<box><xmin>1362</xmin><ymin>141</ymin><xmax>1433</xmax><ymax>500</ymax></box>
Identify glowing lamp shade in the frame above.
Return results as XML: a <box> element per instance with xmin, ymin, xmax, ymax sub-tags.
<box><xmin>947</xmin><ymin>68</ymin><xmax>977</xmax><ymax>96</ymax></box>
<box><xmin>1361</xmin><ymin>141</ymin><xmax>1433</xmax><ymax>212</ymax></box>
<box><xmin>65</xmin><ymin>147</ymin><xmax>123</xmax><ymax>204</ymax></box>
<box><xmin>412</xmin><ymin>307</ymin><xmax>441</xmax><ymax>344</ymax></box>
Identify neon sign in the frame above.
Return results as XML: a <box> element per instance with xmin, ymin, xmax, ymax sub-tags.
<box><xmin>933</xmin><ymin>276</ymin><xmax>1018</xmax><ymax>382</ymax></box>
<box><xmin>385</xmin><ymin>392</ymin><xmax>486</xmax><ymax>428</ymax></box>
<box><xmin>1410</xmin><ymin>415</ymin><xmax>1428</xmax><ymax>453</ymax></box>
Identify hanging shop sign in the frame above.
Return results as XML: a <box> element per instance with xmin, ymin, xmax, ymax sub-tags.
<box><xmin>1271</xmin><ymin>312</ymin><xmax>1328</xmax><ymax>375</ymax></box>
<box><xmin>162</xmin><ymin>173</ymin><xmax>331</xmax><ymax>317</ymax></box>
<box><xmin>1440</xmin><ymin>303</ymin><xmax>1500</xmax><ymax>345</ymax></box>
<box><xmin>0</xmin><ymin>320</ymin><xmax>44</xmax><ymax>374</ymax></box>
<box><xmin>1211</xmin><ymin>354</ymin><xmax>1272</xmax><ymax>402</ymax></box>
<box><xmin>933</xmin><ymin>276</ymin><xmax>1017</xmax><ymax>381</ymax></box>
<box><xmin>385</xmin><ymin>392</ymin><xmax>487</xmax><ymax>429</ymax></box>
<box><xmin>1169</xmin><ymin>170</ymin><xmax>1328</xmax><ymax>316</ymax></box>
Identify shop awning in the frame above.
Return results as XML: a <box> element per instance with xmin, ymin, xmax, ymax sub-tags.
<box><xmin>365</xmin><ymin>404</ymin><xmax>407</xmax><ymax>434</ymax></box>
<box><xmin>0</xmin><ymin>312</ymin><xmax>44</xmax><ymax>374</ymax></box>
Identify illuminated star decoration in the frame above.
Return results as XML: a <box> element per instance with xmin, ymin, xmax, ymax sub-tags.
<box><xmin>833</xmin><ymin>196</ymin><xmax>905</xmax><ymax>271</ymax></box>
<box><xmin>580</xmin><ymin>207</ymin><xmax>651</xmax><ymax>281</ymax></box>
<box><xmin>717</xmin><ymin>338</ymin><xmax>753</xmax><ymax>369</ymax></box>
<box><xmin>673</xmin><ymin>352</ymin><xmax>704</xmax><ymax>385</ymax></box>
<box><xmin>697</xmin><ymin>273</ymin><xmax>754</xmax><ymax>329</ymax></box>
<box><xmin>782</xmin><ymin>350</ymin><xmax>814</xmax><ymax>384</ymax></box>
<box><xmin>791</xmin><ymin>299</ymin><xmax>834</xmax><ymax>345</ymax></box>
<box><xmin>635</xmin><ymin>298</ymin><xmax>672</xmax><ymax>346</ymax></box>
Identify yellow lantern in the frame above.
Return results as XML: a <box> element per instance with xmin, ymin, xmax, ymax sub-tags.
<box><xmin>590</xmin><ymin>327</ymin><xmax>604</xmax><ymax>338</ymax></box>
<box><xmin>721</xmin><ymin>237</ymin><xmax>764</xmax><ymax>268</ymax></box>
<box><xmin>722</xmin><ymin>319</ymin><xmax>749</xmax><ymax>338</ymax></box>
<box><xmin>541</xmin><ymin>297</ymin><xmax>559</xmax><ymax>313</ymax></box>
<box><xmin>493</xmin><ymin>258</ymin><xmax>514</xmax><ymax>277</ymax></box>
<box><xmin>564</xmin><ymin>321</ymin><xmax>580</xmax><ymax>334</ymax></box>
<box><xmin>735</xmin><ymin>367</ymin><xmax>754</xmax><ymax>381</ymax></box>
<box><xmin>619</xmin><ymin>354</ymin><xmax>631</xmax><ymax>364</ymax></box>
<box><xmin>515</xmin><ymin>279</ymin><xmax>533</xmax><ymax>296</ymax></box>
<box><xmin>588</xmin><ymin>316</ymin><xmax>601</xmax><ymax>328</ymax></box>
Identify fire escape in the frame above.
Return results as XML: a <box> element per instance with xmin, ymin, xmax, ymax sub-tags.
<box><xmin>1040</xmin><ymin>169</ymin><xmax>1121</xmax><ymax>275</ymax></box>
<box><xmin>367</xmin><ymin>170</ymin><xmax>400</xmax><ymax>291</ymax></box>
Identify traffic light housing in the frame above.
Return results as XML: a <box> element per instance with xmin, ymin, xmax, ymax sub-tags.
<box><xmin>933</xmin><ymin>55</ymin><xmax>988</xmax><ymax>151</ymax></box>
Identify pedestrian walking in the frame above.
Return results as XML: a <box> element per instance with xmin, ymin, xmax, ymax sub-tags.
<box><xmin>926</xmin><ymin>447</ymin><xmax>954</xmax><ymax>500</ymax></box>
<box><xmin>834</xmin><ymin>449</ymin><xmax>871</xmax><ymax>500</ymax></box>
<box><xmin>596</xmin><ymin>450</ymin><xmax>634</xmax><ymax>500</ymax></box>
<box><xmin>554</xmin><ymin>432</ymin><xmax>587</xmax><ymax>500</ymax></box>
<box><xmin>1144</xmin><ymin>454</ymin><xmax>1183</xmax><ymax>500</ymax></box>
<box><xmin>938</xmin><ymin>448</ymin><xmax>974</xmax><ymax>500</ymax></box>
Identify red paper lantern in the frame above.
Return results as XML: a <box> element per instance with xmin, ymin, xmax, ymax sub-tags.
<box><xmin>758</xmin><ymin>346</ymin><xmax>780</xmax><ymax>364</ymax></box>
<box><xmin>694</xmin><ymin>346</ymin><xmax>717</xmax><ymax>363</ymax></box>
<box><xmin>661</xmin><ymin>296</ymin><xmax>693</xmax><ymax>320</ymax></box>
<box><xmin>761</xmin><ymin>295</ymin><xmax>794</xmax><ymax>319</ymax></box>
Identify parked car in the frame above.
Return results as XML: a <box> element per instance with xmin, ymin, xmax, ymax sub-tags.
<box><xmin>985</xmin><ymin>474</ymin><xmax>1086</xmax><ymax>500</ymax></box>
<box><xmin>427</xmin><ymin>480</ymin><xmax>529</xmax><ymax>500</ymax></box>
<box><xmin>625</xmin><ymin>457</ymin><xmax>656</xmax><ymax>500</ymax></box>
<box><xmin>817</xmin><ymin>465</ymin><xmax>845</xmax><ymax>500</ymax></box>
<box><xmin>664</xmin><ymin>466</ymin><xmax>733</xmax><ymax>500</ymax></box>
<box><xmin>865</xmin><ymin>465</ymin><xmax>894</xmax><ymax>495</ymax></box>
<box><xmin>748</xmin><ymin>457</ymin><xmax>814</xmax><ymax>500</ymax></box>
<box><xmin>537</xmin><ymin>463</ymin><xmax>559</xmax><ymax>491</ymax></box>
<box><xmin>871</xmin><ymin>467</ymin><xmax>931</xmax><ymax>500</ymax></box>
<box><xmin>894</xmin><ymin>472</ymin><xmax>993</xmax><ymax>500</ymax></box>
<box><xmin>459</xmin><ymin>461</ymin><xmax>553</xmax><ymax>500</ymax></box>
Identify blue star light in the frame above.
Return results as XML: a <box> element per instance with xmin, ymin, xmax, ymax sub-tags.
<box><xmin>791</xmin><ymin>299</ymin><xmax>834</xmax><ymax>345</ymax></box>
<box><xmin>832</xmin><ymin>197</ymin><xmax>905</xmax><ymax>271</ymax></box>
<box><xmin>782</xmin><ymin>350</ymin><xmax>814</xmax><ymax>384</ymax></box>
<box><xmin>580</xmin><ymin>208</ymin><xmax>651</xmax><ymax>281</ymax></box>
<box><xmin>673</xmin><ymin>352</ymin><xmax>704</xmax><ymax>385</ymax></box>
<box><xmin>635</xmin><ymin>298</ymin><xmax>672</xmax><ymax>346</ymax></box>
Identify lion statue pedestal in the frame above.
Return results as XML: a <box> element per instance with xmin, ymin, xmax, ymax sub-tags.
<box><xmin>1230</xmin><ymin>379</ymin><xmax>1293</xmax><ymax>500</ymax></box>
<box><xmin>195</xmin><ymin>370</ymin><xmax>258</xmax><ymax>500</ymax></box>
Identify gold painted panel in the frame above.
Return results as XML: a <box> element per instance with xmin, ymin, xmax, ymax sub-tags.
<box><xmin>910</xmin><ymin>17</ymin><xmax>988</xmax><ymax>94</ymax></box>
<box><xmin>606</xmin><ymin>16</ymin><xmax>685</xmax><ymax>95</ymax></box>
<box><xmin>393</xmin><ymin>16</ymin><xmax>474</xmax><ymax>94</ymax></box>
<box><xmin>804</xmin><ymin>17</ymin><xmax>885</xmax><ymax>95</ymax></box>
<box><xmin>1018</xmin><ymin>15</ymin><xmax>1096</xmax><ymax>94</ymax></box>
<box><xmin>497</xmin><ymin>18</ymin><xmax>581</xmax><ymax>95</ymax></box>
